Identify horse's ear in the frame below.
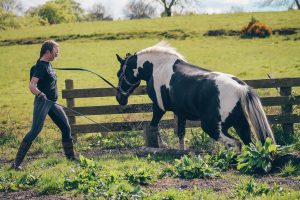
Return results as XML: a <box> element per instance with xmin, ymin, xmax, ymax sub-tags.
<box><xmin>116</xmin><ymin>54</ymin><xmax>124</xmax><ymax>64</ymax></box>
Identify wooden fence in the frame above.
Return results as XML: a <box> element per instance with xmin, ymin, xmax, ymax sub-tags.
<box><xmin>62</xmin><ymin>78</ymin><xmax>300</xmax><ymax>140</ymax></box>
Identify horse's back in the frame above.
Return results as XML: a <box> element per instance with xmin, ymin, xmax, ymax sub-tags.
<box><xmin>170</xmin><ymin>60</ymin><xmax>247</xmax><ymax>122</ymax></box>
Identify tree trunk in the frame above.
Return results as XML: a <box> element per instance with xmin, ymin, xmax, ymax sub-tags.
<box><xmin>166</xmin><ymin>8</ymin><xmax>172</xmax><ymax>16</ymax></box>
<box><xmin>295</xmin><ymin>0</ymin><xmax>300</xmax><ymax>9</ymax></box>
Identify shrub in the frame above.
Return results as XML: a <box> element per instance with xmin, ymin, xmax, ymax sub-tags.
<box><xmin>237</xmin><ymin>138</ymin><xmax>276</xmax><ymax>173</ymax></box>
<box><xmin>280</xmin><ymin>160</ymin><xmax>300</xmax><ymax>177</ymax></box>
<box><xmin>208</xmin><ymin>148</ymin><xmax>237</xmax><ymax>171</ymax></box>
<box><xmin>0</xmin><ymin>173</ymin><xmax>18</xmax><ymax>192</ymax></box>
<box><xmin>237</xmin><ymin>137</ymin><xmax>290</xmax><ymax>174</ymax></box>
<box><xmin>188</xmin><ymin>129</ymin><xmax>215</xmax><ymax>152</ymax></box>
<box><xmin>125</xmin><ymin>167</ymin><xmax>153</xmax><ymax>186</ymax></box>
<box><xmin>0</xmin><ymin>173</ymin><xmax>38</xmax><ymax>192</ymax></box>
<box><xmin>232</xmin><ymin>178</ymin><xmax>284</xmax><ymax>199</ymax></box>
<box><xmin>241</xmin><ymin>17</ymin><xmax>272</xmax><ymax>38</ymax></box>
<box><xmin>164</xmin><ymin>155</ymin><xmax>220</xmax><ymax>179</ymax></box>
<box><xmin>17</xmin><ymin>174</ymin><xmax>38</xmax><ymax>189</ymax></box>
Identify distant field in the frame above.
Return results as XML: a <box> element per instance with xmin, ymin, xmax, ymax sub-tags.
<box><xmin>0</xmin><ymin>11</ymin><xmax>299</xmax><ymax>40</ymax></box>
<box><xmin>0</xmin><ymin>11</ymin><xmax>300</xmax><ymax>124</ymax></box>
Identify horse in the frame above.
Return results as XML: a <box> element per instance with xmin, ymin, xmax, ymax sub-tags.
<box><xmin>115</xmin><ymin>41</ymin><xmax>276</xmax><ymax>150</ymax></box>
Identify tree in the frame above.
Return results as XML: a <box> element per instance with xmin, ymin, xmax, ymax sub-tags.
<box><xmin>0</xmin><ymin>0</ymin><xmax>22</xmax><ymax>13</ymax></box>
<box><xmin>26</xmin><ymin>0</ymin><xmax>84</xmax><ymax>24</ymax></box>
<box><xmin>0</xmin><ymin>7</ymin><xmax>20</xmax><ymax>29</ymax></box>
<box><xmin>153</xmin><ymin>0</ymin><xmax>193</xmax><ymax>17</ymax></box>
<box><xmin>262</xmin><ymin>0</ymin><xmax>300</xmax><ymax>9</ymax></box>
<box><xmin>125</xmin><ymin>0</ymin><xmax>156</xmax><ymax>19</ymax></box>
<box><xmin>87</xmin><ymin>2</ymin><xmax>112</xmax><ymax>21</ymax></box>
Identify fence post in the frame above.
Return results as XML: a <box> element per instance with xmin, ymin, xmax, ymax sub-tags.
<box><xmin>65</xmin><ymin>79</ymin><xmax>77</xmax><ymax>141</ymax></box>
<box><xmin>280</xmin><ymin>87</ymin><xmax>294</xmax><ymax>135</ymax></box>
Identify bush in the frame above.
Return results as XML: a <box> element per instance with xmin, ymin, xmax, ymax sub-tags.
<box><xmin>237</xmin><ymin>137</ymin><xmax>291</xmax><ymax>174</ymax></box>
<box><xmin>208</xmin><ymin>148</ymin><xmax>237</xmax><ymax>171</ymax></box>
<box><xmin>237</xmin><ymin>138</ymin><xmax>276</xmax><ymax>173</ymax></box>
<box><xmin>241</xmin><ymin>17</ymin><xmax>272</xmax><ymax>38</ymax></box>
<box><xmin>188</xmin><ymin>130</ymin><xmax>215</xmax><ymax>152</ymax></box>
<box><xmin>0</xmin><ymin>8</ymin><xmax>21</xmax><ymax>29</ymax></box>
<box><xmin>280</xmin><ymin>160</ymin><xmax>300</xmax><ymax>177</ymax></box>
<box><xmin>232</xmin><ymin>178</ymin><xmax>284</xmax><ymax>199</ymax></box>
<box><xmin>161</xmin><ymin>154</ymin><xmax>220</xmax><ymax>179</ymax></box>
<box><xmin>125</xmin><ymin>167</ymin><xmax>153</xmax><ymax>186</ymax></box>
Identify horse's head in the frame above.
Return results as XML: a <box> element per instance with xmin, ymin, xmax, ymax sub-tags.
<box><xmin>115</xmin><ymin>53</ymin><xmax>141</xmax><ymax>106</ymax></box>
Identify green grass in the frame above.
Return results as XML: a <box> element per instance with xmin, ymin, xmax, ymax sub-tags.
<box><xmin>0</xmin><ymin>11</ymin><xmax>299</xmax><ymax>40</ymax></box>
<box><xmin>1</xmin><ymin>10</ymin><xmax>300</xmax><ymax>199</ymax></box>
<box><xmin>1</xmin><ymin>36</ymin><xmax>300</xmax><ymax>123</ymax></box>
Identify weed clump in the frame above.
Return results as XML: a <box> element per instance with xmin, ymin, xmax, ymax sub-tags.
<box><xmin>241</xmin><ymin>17</ymin><xmax>272</xmax><ymax>38</ymax></box>
<box><xmin>160</xmin><ymin>154</ymin><xmax>221</xmax><ymax>179</ymax></box>
<box><xmin>232</xmin><ymin>178</ymin><xmax>284</xmax><ymax>199</ymax></box>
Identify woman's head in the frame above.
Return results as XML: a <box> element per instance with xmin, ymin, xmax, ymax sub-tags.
<box><xmin>39</xmin><ymin>40</ymin><xmax>60</xmax><ymax>61</ymax></box>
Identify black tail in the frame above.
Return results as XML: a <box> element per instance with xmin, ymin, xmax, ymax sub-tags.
<box><xmin>241</xmin><ymin>87</ymin><xmax>276</xmax><ymax>144</ymax></box>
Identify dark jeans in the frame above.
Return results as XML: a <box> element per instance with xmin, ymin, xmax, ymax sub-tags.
<box><xmin>23</xmin><ymin>96</ymin><xmax>73</xmax><ymax>143</ymax></box>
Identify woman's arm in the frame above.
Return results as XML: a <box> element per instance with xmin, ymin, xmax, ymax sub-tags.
<box><xmin>29</xmin><ymin>77</ymin><xmax>41</xmax><ymax>95</ymax></box>
<box><xmin>29</xmin><ymin>77</ymin><xmax>46</xmax><ymax>100</ymax></box>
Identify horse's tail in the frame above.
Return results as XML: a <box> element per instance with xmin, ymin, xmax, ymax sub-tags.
<box><xmin>240</xmin><ymin>87</ymin><xmax>276</xmax><ymax>144</ymax></box>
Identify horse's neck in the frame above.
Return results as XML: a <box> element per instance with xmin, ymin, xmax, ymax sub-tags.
<box><xmin>137</xmin><ymin>53</ymin><xmax>180</xmax><ymax>83</ymax></box>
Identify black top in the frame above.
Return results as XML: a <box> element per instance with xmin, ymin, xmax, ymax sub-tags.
<box><xmin>31</xmin><ymin>60</ymin><xmax>58</xmax><ymax>101</ymax></box>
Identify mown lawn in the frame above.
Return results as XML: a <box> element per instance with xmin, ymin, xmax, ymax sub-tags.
<box><xmin>1</xmin><ymin>10</ymin><xmax>300</xmax><ymax>199</ymax></box>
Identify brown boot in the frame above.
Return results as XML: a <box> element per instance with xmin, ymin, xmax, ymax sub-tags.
<box><xmin>62</xmin><ymin>140</ymin><xmax>77</xmax><ymax>160</ymax></box>
<box><xmin>12</xmin><ymin>140</ymin><xmax>32</xmax><ymax>170</ymax></box>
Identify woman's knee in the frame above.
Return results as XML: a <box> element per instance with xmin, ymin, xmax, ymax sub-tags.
<box><xmin>23</xmin><ymin>129</ymin><xmax>40</xmax><ymax>143</ymax></box>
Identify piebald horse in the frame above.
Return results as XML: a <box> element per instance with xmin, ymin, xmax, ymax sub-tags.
<box><xmin>115</xmin><ymin>41</ymin><xmax>276</xmax><ymax>150</ymax></box>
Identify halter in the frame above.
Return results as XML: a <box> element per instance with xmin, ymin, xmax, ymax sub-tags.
<box><xmin>117</xmin><ymin>56</ymin><xmax>141</xmax><ymax>97</ymax></box>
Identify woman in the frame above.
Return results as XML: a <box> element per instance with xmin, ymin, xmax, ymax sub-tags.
<box><xmin>12</xmin><ymin>40</ymin><xmax>76</xmax><ymax>170</ymax></box>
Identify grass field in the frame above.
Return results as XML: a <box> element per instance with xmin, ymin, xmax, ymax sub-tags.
<box><xmin>1</xmin><ymin>10</ymin><xmax>300</xmax><ymax>199</ymax></box>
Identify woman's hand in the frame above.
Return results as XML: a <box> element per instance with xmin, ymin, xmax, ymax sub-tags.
<box><xmin>38</xmin><ymin>92</ymin><xmax>47</xmax><ymax>100</ymax></box>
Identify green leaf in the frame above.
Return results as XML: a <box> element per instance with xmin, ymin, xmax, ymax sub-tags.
<box><xmin>268</xmin><ymin>144</ymin><xmax>277</xmax><ymax>153</ymax></box>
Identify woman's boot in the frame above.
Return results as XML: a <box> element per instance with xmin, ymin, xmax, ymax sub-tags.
<box><xmin>12</xmin><ymin>140</ymin><xmax>32</xmax><ymax>170</ymax></box>
<box><xmin>62</xmin><ymin>140</ymin><xmax>77</xmax><ymax>160</ymax></box>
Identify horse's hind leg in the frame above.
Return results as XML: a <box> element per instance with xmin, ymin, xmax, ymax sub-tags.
<box><xmin>202</xmin><ymin>121</ymin><xmax>239</xmax><ymax>150</ymax></box>
<box><xmin>175</xmin><ymin>115</ymin><xmax>186</xmax><ymax>150</ymax></box>
<box><xmin>233</xmin><ymin>115</ymin><xmax>252</xmax><ymax>146</ymax></box>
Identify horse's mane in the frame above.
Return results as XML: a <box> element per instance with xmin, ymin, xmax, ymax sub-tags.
<box><xmin>137</xmin><ymin>41</ymin><xmax>186</xmax><ymax>61</ymax></box>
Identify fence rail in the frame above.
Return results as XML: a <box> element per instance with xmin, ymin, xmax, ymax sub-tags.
<box><xmin>62</xmin><ymin>78</ymin><xmax>300</xmax><ymax>137</ymax></box>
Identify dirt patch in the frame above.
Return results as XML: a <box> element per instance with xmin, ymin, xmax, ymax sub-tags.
<box><xmin>148</xmin><ymin>177</ymin><xmax>234</xmax><ymax>192</ymax></box>
<box><xmin>148</xmin><ymin>172</ymin><xmax>300</xmax><ymax>192</ymax></box>
<box><xmin>203</xmin><ymin>29</ymin><xmax>240</xmax><ymax>36</ymax></box>
<box><xmin>203</xmin><ymin>27</ymin><xmax>300</xmax><ymax>37</ymax></box>
<box><xmin>0</xmin><ymin>190</ymin><xmax>75</xmax><ymax>200</ymax></box>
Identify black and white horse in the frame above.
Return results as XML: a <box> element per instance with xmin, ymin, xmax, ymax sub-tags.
<box><xmin>115</xmin><ymin>41</ymin><xmax>276</xmax><ymax>150</ymax></box>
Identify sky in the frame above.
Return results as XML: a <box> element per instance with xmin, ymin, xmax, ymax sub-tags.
<box><xmin>19</xmin><ymin>0</ymin><xmax>293</xmax><ymax>19</ymax></box>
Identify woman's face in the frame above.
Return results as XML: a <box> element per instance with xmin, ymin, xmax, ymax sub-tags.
<box><xmin>49</xmin><ymin>46</ymin><xmax>59</xmax><ymax>61</ymax></box>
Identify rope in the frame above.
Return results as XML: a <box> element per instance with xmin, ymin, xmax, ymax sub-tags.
<box><xmin>54</xmin><ymin>67</ymin><xmax>118</xmax><ymax>91</ymax></box>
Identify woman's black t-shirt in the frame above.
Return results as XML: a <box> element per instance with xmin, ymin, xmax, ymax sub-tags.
<box><xmin>31</xmin><ymin>60</ymin><xmax>58</xmax><ymax>101</ymax></box>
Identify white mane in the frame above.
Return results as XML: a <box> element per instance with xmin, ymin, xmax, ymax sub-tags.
<box><xmin>137</xmin><ymin>41</ymin><xmax>186</xmax><ymax>61</ymax></box>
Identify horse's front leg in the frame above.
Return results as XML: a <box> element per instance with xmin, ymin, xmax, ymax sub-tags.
<box><xmin>145</xmin><ymin>104</ymin><xmax>166</xmax><ymax>148</ymax></box>
<box><xmin>176</xmin><ymin>115</ymin><xmax>186</xmax><ymax>150</ymax></box>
